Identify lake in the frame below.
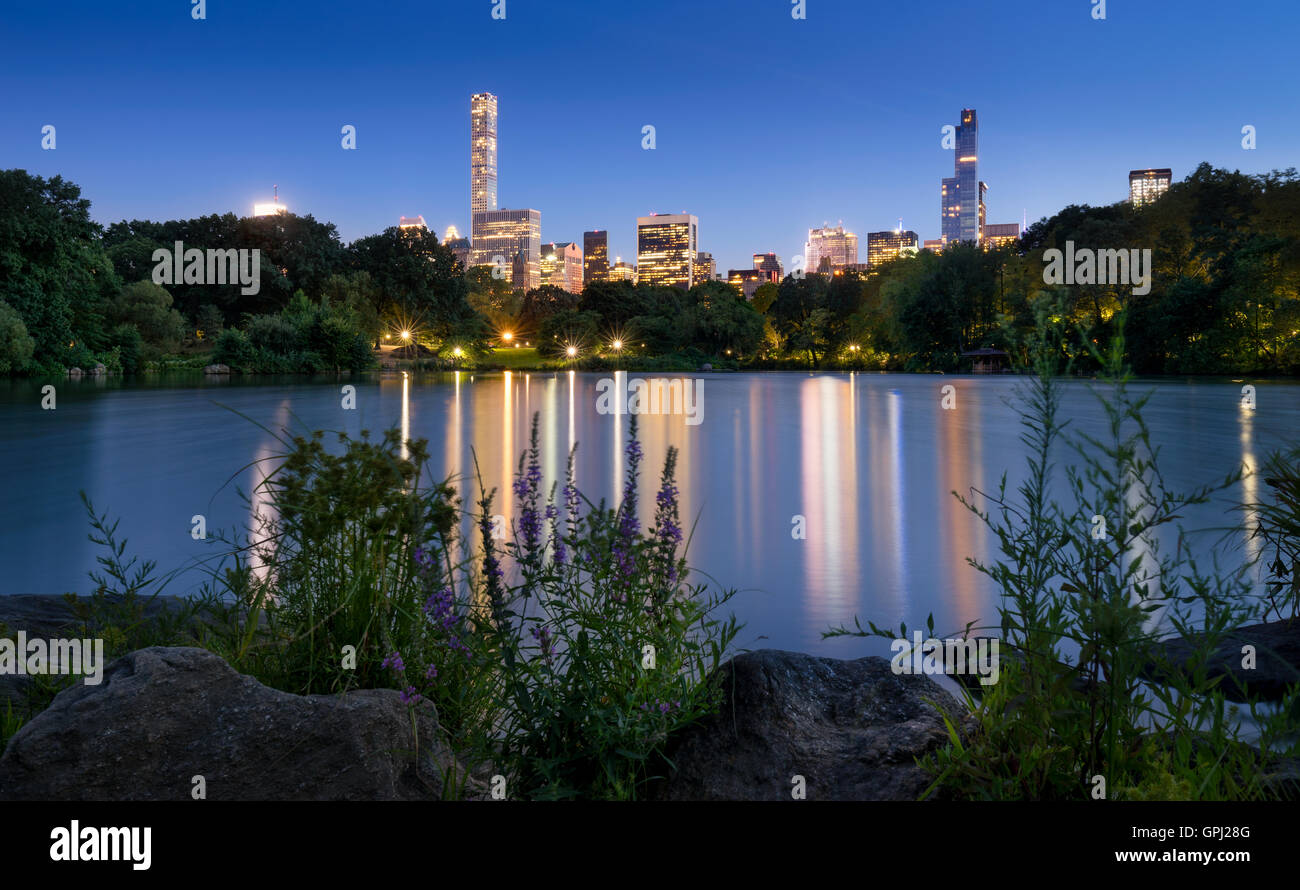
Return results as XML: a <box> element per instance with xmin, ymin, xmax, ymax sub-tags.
<box><xmin>1</xmin><ymin>371</ymin><xmax>1295</xmax><ymax>660</ymax></box>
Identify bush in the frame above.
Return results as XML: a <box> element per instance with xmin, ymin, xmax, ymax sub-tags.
<box><xmin>212</xmin><ymin>327</ymin><xmax>255</xmax><ymax>368</ymax></box>
<box><xmin>203</xmin><ymin>414</ymin><xmax>739</xmax><ymax>800</ymax></box>
<box><xmin>0</xmin><ymin>300</ymin><xmax>35</xmax><ymax>374</ymax></box>
<box><xmin>826</xmin><ymin>313</ymin><xmax>1299</xmax><ymax>800</ymax></box>
<box><xmin>108</xmin><ymin>323</ymin><xmax>143</xmax><ymax>374</ymax></box>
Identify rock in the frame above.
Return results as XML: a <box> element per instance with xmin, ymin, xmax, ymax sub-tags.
<box><xmin>67</xmin><ymin>367</ymin><xmax>83</xmax><ymax>376</ymax></box>
<box><xmin>652</xmin><ymin>649</ymin><xmax>968</xmax><ymax>801</ymax></box>
<box><xmin>1145</xmin><ymin>620</ymin><xmax>1300</xmax><ymax>702</ymax></box>
<box><xmin>203</xmin><ymin>363</ymin><xmax>231</xmax><ymax>375</ymax></box>
<box><xmin>0</xmin><ymin>647</ymin><xmax>472</xmax><ymax>801</ymax></box>
<box><xmin>88</xmin><ymin>363</ymin><xmax>107</xmax><ymax>376</ymax></box>
<box><xmin>699</xmin><ymin>363</ymin><xmax>713</xmax><ymax>371</ymax></box>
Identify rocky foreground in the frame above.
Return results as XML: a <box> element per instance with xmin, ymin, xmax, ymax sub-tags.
<box><xmin>1</xmin><ymin>595</ymin><xmax>1298</xmax><ymax>800</ymax></box>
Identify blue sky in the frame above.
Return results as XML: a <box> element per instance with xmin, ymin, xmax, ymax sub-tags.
<box><xmin>3</xmin><ymin>0</ymin><xmax>1297</xmax><ymax>274</ymax></box>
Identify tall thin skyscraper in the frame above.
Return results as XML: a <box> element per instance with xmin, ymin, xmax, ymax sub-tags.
<box><xmin>471</xmin><ymin>93</ymin><xmax>498</xmax><ymax>215</ymax></box>
<box><xmin>583</xmin><ymin>230</ymin><xmax>609</xmax><ymax>284</ymax></box>
<box><xmin>941</xmin><ymin>108</ymin><xmax>979</xmax><ymax>245</ymax></box>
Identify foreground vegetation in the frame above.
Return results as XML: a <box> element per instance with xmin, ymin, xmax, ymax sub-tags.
<box><xmin>1</xmin><ymin>414</ymin><xmax>740</xmax><ymax>800</ymax></box>
<box><xmin>828</xmin><ymin>313</ymin><xmax>1300</xmax><ymax>800</ymax></box>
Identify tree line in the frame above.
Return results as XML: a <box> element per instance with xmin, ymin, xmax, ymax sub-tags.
<box><xmin>2</xmin><ymin>163</ymin><xmax>1296</xmax><ymax>376</ymax></box>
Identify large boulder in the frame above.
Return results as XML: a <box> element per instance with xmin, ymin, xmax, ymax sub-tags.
<box><xmin>653</xmin><ymin>650</ymin><xmax>967</xmax><ymax>801</ymax></box>
<box><xmin>0</xmin><ymin>647</ymin><xmax>472</xmax><ymax>801</ymax></box>
<box><xmin>202</xmin><ymin>363</ymin><xmax>231</xmax><ymax>375</ymax></box>
<box><xmin>1145</xmin><ymin>620</ymin><xmax>1300</xmax><ymax>702</ymax></box>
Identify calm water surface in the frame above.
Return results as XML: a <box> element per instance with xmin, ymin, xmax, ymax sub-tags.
<box><xmin>1</xmin><ymin>372</ymin><xmax>1295</xmax><ymax>659</ymax></box>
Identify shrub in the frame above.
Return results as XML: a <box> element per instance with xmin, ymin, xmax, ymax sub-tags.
<box><xmin>202</xmin><ymin>413</ymin><xmax>738</xmax><ymax>800</ymax></box>
<box><xmin>827</xmin><ymin>312</ymin><xmax>1299</xmax><ymax>800</ymax></box>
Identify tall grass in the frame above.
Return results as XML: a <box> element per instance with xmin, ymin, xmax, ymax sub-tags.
<box><xmin>191</xmin><ymin>413</ymin><xmax>739</xmax><ymax>800</ymax></box>
<box><xmin>828</xmin><ymin>312</ymin><xmax>1299</xmax><ymax>799</ymax></box>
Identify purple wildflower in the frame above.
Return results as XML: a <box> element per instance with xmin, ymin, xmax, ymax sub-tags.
<box><xmin>400</xmin><ymin>686</ymin><xmax>422</xmax><ymax>705</ymax></box>
<box><xmin>381</xmin><ymin>651</ymin><xmax>405</xmax><ymax>673</ymax></box>
<box><xmin>530</xmin><ymin>625</ymin><xmax>556</xmax><ymax>662</ymax></box>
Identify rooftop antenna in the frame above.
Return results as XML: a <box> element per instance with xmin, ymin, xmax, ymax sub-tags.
<box><xmin>273</xmin><ymin>184</ymin><xmax>279</xmax><ymax>204</ymax></box>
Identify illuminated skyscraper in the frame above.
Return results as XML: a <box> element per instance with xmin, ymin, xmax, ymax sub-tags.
<box><xmin>941</xmin><ymin>109</ymin><xmax>980</xmax><ymax>245</ymax></box>
<box><xmin>609</xmin><ymin>259</ymin><xmax>637</xmax><ymax>283</ymax></box>
<box><xmin>981</xmin><ymin>222</ymin><xmax>1021</xmax><ymax>249</ymax></box>
<box><xmin>398</xmin><ymin>216</ymin><xmax>427</xmax><ymax>230</ymax></box>
<box><xmin>443</xmin><ymin>225</ymin><xmax>472</xmax><ymax>270</ymax></box>
<box><xmin>753</xmin><ymin>253</ymin><xmax>783</xmax><ymax>283</ymax></box>
<box><xmin>583</xmin><ymin>230</ymin><xmax>609</xmax><ymax>284</ymax></box>
<box><xmin>727</xmin><ymin>268</ymin><xmax>766</xmax><ymax>300</ymax></box>
<box><xmin>471</xmin><ymin>93</ymin><xmax>498</xmax><ymax>215</ymax></box>
<box><xmin>472</xmin><ymin>208</ymin><xmax>541</xmax><ymax>290</ymax></box>
<box><xmin>695</xmin><ymin>251</ymin><xmax>716</xmax><ymax>283</ymax></box>
<box><xmin>1129</xmin><ymin>168</ymin><xmax>1172</xmax><ymax>207</ymax></box>
<box><xmin>540</xmin><ymin>241</ymin><xmax>584</xmax><ymax>293</ymax></box>
<box><xmin>636</xmin><ymin>213</ymin><xmax>697</xmax><ymax>289</ymax></box>
<box><xmin>804</xmin><ymin>225</ymin><xmax>858</xmax><ymax>274</ymax></box>
<box><xmin>866</xmin><ymin>230</ymin><xmax>920</xmax><ymax>266</ymax></box>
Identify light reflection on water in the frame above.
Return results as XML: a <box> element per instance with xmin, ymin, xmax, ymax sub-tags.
<box><xmin>0</xmin><ymin>373</ymin><xmax>1295</xmax><ymax>661</ymax></box>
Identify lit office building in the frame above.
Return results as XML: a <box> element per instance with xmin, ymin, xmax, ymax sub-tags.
<box><xmin>981</xmin><ymin>222</ymin><xmax>1022</xmax><ymax>249</ymax></box>
<box><xmin>866</xmin><ymin>230</ymin><xmax>920</xmax><ymax>266</ymax></box>
<box><xmin>253</xmin><ymin>198</ymin><xmax>288</xmax><ymax>217</ymax></box>
<box><xmin>636</xmin><ymin>213</ymin><xmax>698</xmax><ymax>289</ymax></box>
<box><xmin>471</xmin><ymin>93</ymin><xmax>498</xmax><ymax>215</ymax></box>
<box><xmin>398</xmin><ymin>216</ymin><xmax>427</xmax><ymax>231</ymax></box>
<box><xmin>922</xmin><ymin>238</ymin><xmax>944</xmax><ymax>253</ymax></box>
<box><xmin>443</xmin><ymin>225</ymin><xmax>472</xmax><ymax>270</ymax></box>
<box><xmin>696</xmin><ymin>251</ymin><xmax>716</xmax><ymax>283</ymax></box>
<box><xmin>1129</xmin><ymin>168</ymin><xmax>1172</xmax><ymax>207</ymax></box>
<box><xmin>727</xmin><ymin>269</ymin><xmax>766</xmax><ymax>300</ymax></box>
<box><xmin>753</xmin><ymin>252</ymin><xmax>783</xmax><ymax>283</ymax></box>
<box><xmin>609</xmin><ymin>259</ymin><xmax>637</xmax><ymax>283</ymax></box>
<box><xmin>540</xmin><ymin>241</ymin><xmax>584</xmax><ymax>293</ymax></box>
<box><xmin>804</xmin><ymin>225</ymin><xmax>858</xmax><ymax>274</ymax></box>
<box><xmin>941</xmin><ymin>108</ymin><xmax>980</xmax><ymax>245</ymax></box>
<box><xmin>472</xmin><ymin>208</ymin><xmax>541</xmax><ymax>290</ymax></box>
<box><xmin>583</xmin><ymin>230</ymin><xmax>609</xmax><ymax>284</ymax></box>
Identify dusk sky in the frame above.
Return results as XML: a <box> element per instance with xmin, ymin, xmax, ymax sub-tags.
<box><xmin>3</xmin><ymin>0</ymin><xmax>1297</xmax><ymax>272</ymax></box>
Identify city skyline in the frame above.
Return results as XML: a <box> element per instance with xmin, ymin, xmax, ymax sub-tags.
<box><xmin>3</xmin><ymin>0</ymin><xmax>1295</xmax><ymax>275</ymax></box>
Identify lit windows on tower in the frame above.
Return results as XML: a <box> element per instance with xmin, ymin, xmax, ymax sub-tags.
<box><xmin>636</xmin><ymin>214</ymin><xmax>698</xmax><ymax>289</ymax></box>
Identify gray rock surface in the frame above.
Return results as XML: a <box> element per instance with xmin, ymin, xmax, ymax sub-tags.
<box><xmin>654</xmin><ymin>649</ymin><xmax>967</xmax><ymax>801</ymax></box>
<box><xmin>1146</xmin><ymin>620</ymin><xmax>1300</xmax><ymax>702</ymax></box>
<box><xmin>0</xmin><ymin>646</ymin><xmax>471</xmax><ymax>800</ymax></box>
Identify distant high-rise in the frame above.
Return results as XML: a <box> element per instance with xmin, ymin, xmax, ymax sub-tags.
<box><xmin>981</xmin><ymin>222</ymin><xmax>1021</xmax><ymax>249</ymax></box>
<box><xmin>609</xmin><ymin>259</ymin><xmax>637</xmax><ymax>283</ymax></box>
<box><xmin>695</xmin><ymin>251</ymin><xmax>716</xmax><ymax>284</ymax></box>
<box><xmin>727</xmin><ymin>268</ymin><xmax>766</xmax><ymax>300</ymax></box>
<box><xmin>398</xmin><ymin>215</ymin><xmax>427</xmax><ymax>230</ymax></box>
<box><xmin>804</xmin><ymin>225</ymin><xmax>858</xmax><ymax>274</ymax></box>
<box><xmin>471</xmin><ymin>93</ymin><xmax>498</xmax><ymax>215</ymax></box>
<box><xmin>941</xmin><ymin>109</ymin><xmax>980</xmax><ymax>245</ymax></box>
<box><xmin>866</xmin><ymin>230</ymin><xmax>920</xmax><ymax>266</ymax></box>
<box><xmin>472</xmin><ymin>209</ymin><xmax>541</xmax><ymax>290</ymax></box>
<box><xmin>1129</xmin><ymin>168</ymin><xmax>1172</xmax><ymax>207</ymax></box>
<box><xmin>753</xmin><ymin>253</ymin><xmax>783</xmax><ymax>283</ymax></box>
<box><xmin>637</xmin><ymin>213</ymin><xmax>697</xmax><ymax>289</ymax></box>
<box><xmin>583</xmin><ymin>231</ymin><xmax>609</xmax><ymax>284</ymax></box>
<box><xmin>540</xmin><ymin>241</ymin><xmax>584</xmax><ymax>294</ymax></box>
<box><xmin>443</xmin><ymin>226</ymin><xmax>472</xmax><ymax>271</ymax></box>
